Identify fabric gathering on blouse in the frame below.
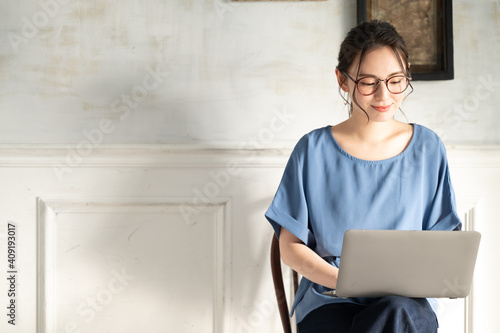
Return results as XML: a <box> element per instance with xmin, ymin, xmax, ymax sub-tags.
<box><xmin>264</xmin><ymin>124</ymin><xmax>462</xmax><ymax>324</ymax></box>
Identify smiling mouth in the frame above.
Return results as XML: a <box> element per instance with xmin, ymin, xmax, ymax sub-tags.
<box><xmin>372</xmin><ymin>105</ymin><xmax>392</xmax><ymax>112</ymax></box>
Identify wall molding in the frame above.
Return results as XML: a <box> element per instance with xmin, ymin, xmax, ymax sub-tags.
<box><xmin>0</xmin><ymin>144</ymin><xmax>291</xmax><ymax>168</ymax></box>
<box><xmin>458</xmin><ymin>198</ymin><xmax>480</xmax><ymax>333</ymax></box>
<box><xmin>446</xmin><ymin>146</ymin><xmax>500</xmax><ymax>168</ymax></box>
<box><xmin>1</xmin><ymin>144</ymin><xmax>500</xmax><ymax>168</ymax></box>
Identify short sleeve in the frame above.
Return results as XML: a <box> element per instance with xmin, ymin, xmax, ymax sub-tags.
<box><xmin>425</xmin><ymin>141</ymin><xmax>462</xmax><ymax>231</ymax></box>
<box><xmin>265</xmin><ymin>136</ymin><xmax>314</xmax><ymax>246</ymax></box>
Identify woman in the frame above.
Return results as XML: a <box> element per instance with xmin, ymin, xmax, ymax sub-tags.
<box><xmin>265</xmin><ymin>20</ymin><xmax>462</xmax><ymax>333</ymax></box>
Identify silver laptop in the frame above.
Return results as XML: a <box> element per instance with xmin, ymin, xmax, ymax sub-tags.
<box><xmin>323</xmin><ymin>229</ymin><xmax>481</xmax><ymax>299</ymax></box>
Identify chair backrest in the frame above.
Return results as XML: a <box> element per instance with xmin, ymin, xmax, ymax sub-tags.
<box><xmin>270</xmin><ymin>235</ymin><xmax>299</xmax><ymax>333</ymax></box>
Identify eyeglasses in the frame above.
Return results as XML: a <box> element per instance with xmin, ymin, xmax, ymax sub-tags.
<box><xmin>344</xmin><ymin>73</ymin><xmax>412</xmax><ymax>96</ymax></box>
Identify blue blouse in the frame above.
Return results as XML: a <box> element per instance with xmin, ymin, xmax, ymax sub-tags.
<box><xmin>265</xmin><ymin>124</ymin><xmax>462</xmax><ymax>324</ymax></box>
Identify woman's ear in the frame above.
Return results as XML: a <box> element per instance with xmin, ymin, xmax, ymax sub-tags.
<box><xmin>335</xmin><ymin>69</ymin><xmax>349</xmax><ymax>92</ymax></box>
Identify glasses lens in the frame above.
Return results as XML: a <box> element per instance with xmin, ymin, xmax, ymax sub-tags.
<box><xmin>387</xmin><ymin>76</ymin><xmax>409</xmax><ymax>94</ymax></box>
<box><xmin>357</xmin><ymin>77</ymin><xmax>379</xmax><ymax>95</ymax></box>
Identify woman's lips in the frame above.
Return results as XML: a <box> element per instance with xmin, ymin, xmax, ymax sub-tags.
<box><xmin>372</xmin><ymin>105</ymin><xmax>392</xmax><ymax>112</ymax></box>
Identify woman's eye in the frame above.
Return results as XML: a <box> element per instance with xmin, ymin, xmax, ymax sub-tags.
<box><xmin>389</xmin><ymin>77</ymin><xmax>405</xmax><ymax>84</ymax></box>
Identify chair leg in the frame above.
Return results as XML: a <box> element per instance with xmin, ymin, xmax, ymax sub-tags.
<box><xmin>270</xmin><ymin>235</ymin><xmax>292</xmax><ymax>333</ymax></box>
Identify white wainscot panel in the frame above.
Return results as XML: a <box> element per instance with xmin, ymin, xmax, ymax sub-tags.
<box><xmin>0</xmin><ymin>144</ymin><xmax>498</xmax><ymax>333</ymax></box>
<box><xmin>37</xmin><ymin>198</ymin><xmax>228</xmax><ymax>333</ymax></box>
<box><xmin>437</xmin><ymin>199</ymin><xmax>479</xmax><ymax>333</ymax></box>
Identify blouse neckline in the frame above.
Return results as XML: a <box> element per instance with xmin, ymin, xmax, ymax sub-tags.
<box><xmin>327</xmin><ymin>123</ymin><xmax>417</xmax><ymax>164</ymax></box>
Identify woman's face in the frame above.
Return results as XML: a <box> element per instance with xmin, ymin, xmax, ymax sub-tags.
<box><xmin>341</xmin><ymin>46</ymin><xmax>408</xmax><ymax>122</ymax></box>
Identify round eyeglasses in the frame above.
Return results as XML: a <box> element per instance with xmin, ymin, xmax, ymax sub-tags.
<box><xmin>344</xmin><ymin>73</ymin><xmax>412</xmax><ymax>96</ymax></box>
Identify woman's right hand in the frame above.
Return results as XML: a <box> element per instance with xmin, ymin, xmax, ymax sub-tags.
<box><xmin>279</xmin><ymin>227</ymin><xmax>339</xmax><ymax>290</ymax></box>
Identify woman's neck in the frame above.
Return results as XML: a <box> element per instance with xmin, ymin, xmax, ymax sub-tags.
<box><xmin>342</xmin><ymin>116</ymin><xmax>400</xmax><ymax>143</ymax></box>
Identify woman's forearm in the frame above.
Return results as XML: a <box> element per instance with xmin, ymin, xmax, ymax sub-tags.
<box><xmin>279</xmin><ymin>227</ymin><xmax>338</xmax><ymax>290</ymax></box>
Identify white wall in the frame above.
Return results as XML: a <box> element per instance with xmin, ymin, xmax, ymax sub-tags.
<box><xmin>1</xmin><ymin>0</ymin><xmax>498</xmax><ymax>146</ymax></box>
<box><xmin>0</xmin><ymin>1</ymin><xmax>499</xmax><ymax>332</ymax></box>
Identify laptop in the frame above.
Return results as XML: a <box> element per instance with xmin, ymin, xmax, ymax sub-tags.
<box><xmin>322</xmin><ymin>229</ymin><xmax>481</xmax><ymax>299</ymax></box>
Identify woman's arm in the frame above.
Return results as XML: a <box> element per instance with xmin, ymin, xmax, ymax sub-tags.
<box><xmin>279</xmin><ymin>227</ymin><xmax>338</xmax><ymax>289</ymax></box>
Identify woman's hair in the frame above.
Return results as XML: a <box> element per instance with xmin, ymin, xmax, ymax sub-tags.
<box><xmin>336</xmin><ymin>20</ymin><xmax>411</xmax><ymax>118</ymax></box>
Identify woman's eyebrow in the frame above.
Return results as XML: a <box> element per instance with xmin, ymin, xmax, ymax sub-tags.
<box><xmin>358</xmin><ymin>71</ymin><xmax>405</xmax><ymax>78</ymax></box>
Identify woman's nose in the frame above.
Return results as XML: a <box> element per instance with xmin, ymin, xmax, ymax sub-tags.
<box><xmin>374</xmin><ymin>81</ymin><xmax>391</xmax><ymax>99</ymax></box>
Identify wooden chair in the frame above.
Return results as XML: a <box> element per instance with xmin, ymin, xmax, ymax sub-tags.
<box><xmin>270</xmin><ymin>235</ymin><xmax>299</xmax><ymax>333</ymax></box>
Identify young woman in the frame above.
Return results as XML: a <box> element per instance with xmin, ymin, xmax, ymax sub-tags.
<box><xmin>265</xmin><ymin>20</ymin><xmax>462</xmax><ymax>333</ymax></box>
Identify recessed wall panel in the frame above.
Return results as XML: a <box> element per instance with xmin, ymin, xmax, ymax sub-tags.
<box><xmin>38</xmin><ymin>199</ymin><xmax>226</xmax><ymax>333</ymax></box>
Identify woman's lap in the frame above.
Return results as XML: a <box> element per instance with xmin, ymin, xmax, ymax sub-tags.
<box><xmin>298</xmin><ymin>296</ymin><xmax>438</xmax><ymax>333</ymax></box>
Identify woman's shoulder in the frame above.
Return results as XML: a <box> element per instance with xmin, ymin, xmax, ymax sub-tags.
<box><xmin>413</xmin><ymin>123</ymin><xmax>441</xmax><ymax>140</ymax></box>
<box><xmin>412</xmin><ymin>123</ymin><xmax>445</xmax><ymax>147</ymax></box>
<box><xmin>295</xmin><ymin>125</ymin><xmax>333</xmax><ymax>147</ymax></box>
<box><xmin>412</xmin><ymin>123</ymin><xmax>448</xmax><ymax>158</ymax></box>
<box><xmin>290</xmin><ymin>126</ymin><xmax>334</xmax><ymax>158</ymax></box>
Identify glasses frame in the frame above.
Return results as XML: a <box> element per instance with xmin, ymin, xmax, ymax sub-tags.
<box><xmin>344</xmin><ymin>73</ymin><xmax>413</xmax><ymax>96</ymax></box>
